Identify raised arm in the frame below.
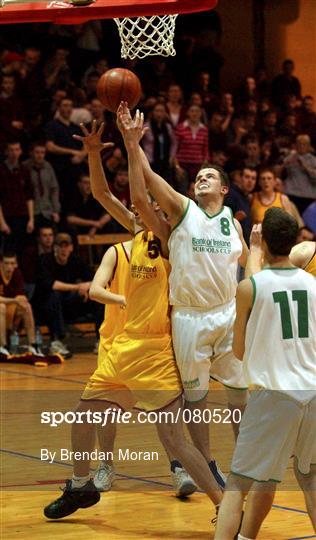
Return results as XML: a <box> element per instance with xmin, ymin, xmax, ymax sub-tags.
<box><xmin>116</xmin><ymin>102</ymin><xmax>186</xmax><ymax>228</ymax></box>
<box><xmin>73</xmin><ymin>121</ymin><xmax>136</xmax><ymax>234</ymax></box>
<box><xmin>89</xmin><ymin>245</ymin><xmax>126</xmax><ymax>306</ymax></box>
<box><xmin>117</xmin><ymin>106</ymin><xmax>170</xmax><ymax>250</ymax></box>
<box><xmin>232</xmin><ymin>278</ymin><xmax>253</xmax><ymax>360</ymax></box>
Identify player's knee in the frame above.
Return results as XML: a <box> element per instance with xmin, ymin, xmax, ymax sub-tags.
<box><xmin>226</xmin><ymin>387</ymin><xmax>248</xmax><ymax>407</ymax></box>
<box><xmin>294</xmin><ymin>460</ymin><xmax>316</xmax><ymax>490</ymax></box>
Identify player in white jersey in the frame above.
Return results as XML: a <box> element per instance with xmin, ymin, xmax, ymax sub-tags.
<box><xmin>215</xmin><ymin>208</ymin><xmax>316</xmax><ymax>539</ymax></box>
<box><xmin>118</xmin><ymin>103</ymin><xmax>249</xmax><ymax>488</ymax></box>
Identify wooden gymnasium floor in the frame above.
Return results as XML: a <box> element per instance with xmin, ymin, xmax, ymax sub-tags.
<box><xmin>1</xmin><ymin>348</ymin><xmax>314</xmax><ymax>540</ymax></box>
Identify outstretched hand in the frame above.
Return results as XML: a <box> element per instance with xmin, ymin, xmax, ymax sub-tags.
<box><xmin>249</xmin><ymin>223</ymin><xmax>262</xmax><ymax>250</ymax></box>
<box><xmin>73</xmin><ymin>120</ymin><xmax>114</xmax><ymax>153</ymax></box>
<box><xmin>117</xmin><ymin>102</ymin><xmax>148</xmax><ymax>147</ymax></box>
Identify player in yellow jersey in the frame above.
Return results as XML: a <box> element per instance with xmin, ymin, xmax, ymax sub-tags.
<box><xmin>44</xmin><ymin>120</ymin><xmax>224</xmax><ymax>521</ymax></box>
<box><xmin>251</xmin><ymin>167</ymin><xmax>294</xmax><ymax>223</ymax></box>
<box><xmin>290</xmin><ymin>240</ymin><xmax>316</xmax><ymax>276</ymax></box>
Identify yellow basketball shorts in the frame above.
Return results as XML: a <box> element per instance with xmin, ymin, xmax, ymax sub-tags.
<box><xmin>82</xmin><ymin>332</ymin><xmax>182</xmax><ymax>411</ymax></box>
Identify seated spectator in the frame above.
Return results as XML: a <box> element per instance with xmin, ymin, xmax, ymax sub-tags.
<box><xmin>83</xmin><ymin>71</ymin><xmax>99</xmax><ymax>101</ymax></box>
<box><xmin>20</xmin><ymin>225</ymin><xmax>55</xmax><ymax>299</ymax></box>
<box><xmin>175</xmin><ymin>104</ymin><xmax>209</xmax><ymax>184</ymax></box>
<box><xmin>260</xmin><ymin>109</ymin><xmax>278</xmax><ymax>141</ymax></box>
<box><xmin>225</xmin><ymin>166</ymin><xmax>257</xmax><ymax>245</ymax></box>
<box><xmin>0</xmin><ymin>141</ymin><xmax>34</xmax><ymax>255</ymax></box>
<box><xmin>0</xmin><ymin>251</ymin><xmax>42</xmax><ymax>356</ymax></box>
<box><xmin>142</xmin><ymin>102</ymin><xmax>176</xmax><ymax>182</ymax></box>
<box><xmin>66</xmin><ymin>173</ymin><xmax>111</xmax><ymax>235</ymax></box>
<box><xmin>33</xmin><ymin>233</ymin><xmax>97</xmax><ymax>357</ymax></box>
<box><xmin>23</xmin><ymin>142</ymin><xmax>61</xmax><ymax>228</ymax></box>
<box><xmin>251</xmin><ymin>167</ymin><xmax>294</xmax><ymax>223</ymax></box>
<box><xmin>68</xmin><ymin>88</ymin><xmax>92</xmax><ymax>126</ymax></box>
<box><xmin>283</xmin><ymin>134</ymin><xmax>316</xmax><ymax>214</ymax></box>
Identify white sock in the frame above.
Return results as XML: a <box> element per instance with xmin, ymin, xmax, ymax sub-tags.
<box><xmin>238</xmin><ymin>535</ymin><xmax>254</xmax><ymax>540</ymax></box>
<box><xmin>71</xmin><ymin>474</ymin><xmax>90</xmax><ymax>489</ymax></box>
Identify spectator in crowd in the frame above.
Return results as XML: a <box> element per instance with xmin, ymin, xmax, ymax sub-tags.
<box><xmin>208</xmin><ymin>110</ymin><xmax>227</xmax><ymax>151</ymax></box>
<box><xmin>83</xmin><ymin>71</ymin><xmax>99</xmax><ymax>100</ymax></box>
<box><xmin>188</xmin><ymin>92</ymin><xmax>208</xmax><ymax>125</ymax></box>
<box><xmin>87</xmin><ymin>98</ymin><xmax>122</xmax><ymax>161</ymax></box>
<box><xmin>244</xmin><ymin>136</ymin><xmax>261</xmax><ymax>168</ymax></box>
<box><xmin>0</xmin><ymin>251</ymin><xmax>42</xmax><ymax>356</ymax></box>
<box><xmin>142</xmin><ymin>102</ymin><xmax>177</xmax><ymax>182</ymax></box>
<box><xmin>165</xmin><ymin>84</ymin><xmax>187</xmax><ymax>128</ymax></box>
<box><xmin>271</xmin><ymin>59</ymin><xmax>302</xmax><ymax>107</ymax></box>
<box><xmin>68</xmin><ymin>88</ymin><xmax>92</xmax><ymax>126</ymax></box>
<box><xmin>298</xmin><ymin>96</ymin><xmax>316</xmax><ymax>142</ymax></box>
<box><xmin>66</xmin><ymin>173</ymin><xmax>111</xmax><ymax>235</ymax></box>
<box><xmin>20</xmin><ymin>225</ymin><xmax>55</xmax><ymax>299</ymax></box>
<box><xmin>0</xmin><ymin>73</ymin><xmax>25</xmax><ymax>156</ymax></box>
<box><xmin>283</xmin><ymin>134</ymin><xmax>316</xmax><ymax>214</ymax></box>
<box><xmin>43</xmin><ymin>47</ymin><xmax>72</xmax><ymax>94</ymax></box>
<box><xmin>225</xmin><ymin>166</ymin><xmax>257</xmax><ymax>245</ymax></box>
<box><xmin>19</xmin><ymin>46</ymin><xmax>46</xmax><ymax>119</ymax></box>
<box><xmin>0</xmin><ymin>141</ymin><xmax>34</xmax><ymax>254</ymax></box>
<box><xmin>33</xmin><ymin>232</ymin><xmax>95</xmax><ymax>357</ymax></box>
<box><xmin>251</xmin><ymin>167</ymin><xmax>294</xmax><ymax>223</ymax></box>
<box><xmin>81</xmin><ymin>56</ymin><xmax>108</xmax><ymax>88</ymax></box>
<box><xmin>175</xmin><ymin>104</ymin><xmax>209</xmax><ymax>184</ymax></box>
<box><xmin>23</xmin><ymin>142</ymin><xmax>61</xmax><ymax>228</ymax></box>
<box><xmin>302</xmin><ymin>201</ymin><xmax>316</xmax><ymax>235</ymax></box>
<box><xmin>296</xmin><ymin>226</ymin><xmax>315</xmax><ymax>244</ymax></box>
<box><xmin>45</xmin><ymin>97</ymin><xmax>86</xmax><ymax>203</ymax></box>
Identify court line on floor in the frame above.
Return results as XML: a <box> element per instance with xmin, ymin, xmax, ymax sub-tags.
<box><xmin>0</xmin><ymin>368</ymin><xmax>85</xmax><ymax>385</ymax></box>
<box><xmin>1</xmin><ymin>448</ymin><xmax>308</xmax><ymax>517</ymax></box>
<box><xmin>287</xmin><ymin>536</ymin><xmax>316</xmax><ymax>539</ymax></box>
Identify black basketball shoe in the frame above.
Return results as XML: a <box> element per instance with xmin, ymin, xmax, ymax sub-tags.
<box><xmin>44</xmin><ymin>479</ymin><xmax>100</xmax><ymax>519</ymax></box>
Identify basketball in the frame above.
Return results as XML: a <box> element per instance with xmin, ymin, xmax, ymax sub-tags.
<box><xmin>96</xmin><ymin>68</ymin><xmax>142</xmax><ymax>113</ymax></box>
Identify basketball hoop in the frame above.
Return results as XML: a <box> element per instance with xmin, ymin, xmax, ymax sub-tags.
<box><xmin>0</xmin><ymin>0</ymin><xmax>217</xmax><ymax>59</ymax></box>
<box><xmin>114</xmin><ymin>15</ymin><xmax>178</xmax><ymax>59</ymax></box>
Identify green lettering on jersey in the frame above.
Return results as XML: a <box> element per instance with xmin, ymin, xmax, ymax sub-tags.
<box><xmin>272</xmin><ymin>290</ymin><xmax>309</xmax><ymax>340</ymax></box>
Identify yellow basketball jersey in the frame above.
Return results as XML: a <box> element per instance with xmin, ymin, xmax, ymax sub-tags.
<box><xmin>99</xmin><ymin>242</ymin><xmax>130</xmax><ymax>350</ymax></box>
<box><xmin>305</xmin><ymin>243</ymin><xmax>316</xmax><ymax>276</ymax></box>
<box><xmin>124</xmin><ymin>231</ymin><xmax>171</xmax><ymax>336</ymax></box>
<box><xmin>251</xmin><ymin>191</ymin><xmax>283</xmax><ymax>223</ymax></box>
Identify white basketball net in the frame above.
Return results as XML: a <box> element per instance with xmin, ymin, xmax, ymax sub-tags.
<box><xmin>114</xmin><ymin>15</ymin><xmax>178</xmax><ymax>60</ymax></box>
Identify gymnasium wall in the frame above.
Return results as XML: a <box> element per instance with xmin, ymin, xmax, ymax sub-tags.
<box><xmin>215</xmin><ymin>0</ymin><xmax>316</xmax><ymax>97</ymax></box>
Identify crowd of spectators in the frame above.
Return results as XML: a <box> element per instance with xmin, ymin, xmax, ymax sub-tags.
<box><xmin>0</xmin><ymin>21</ymin><xmax>315</xmax><ymax>356</ymax></box>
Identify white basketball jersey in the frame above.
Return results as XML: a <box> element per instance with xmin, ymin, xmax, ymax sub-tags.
<box><xmin>168</xmin><ymin>200</ymin><xmax>242</xmax><ymax>308</ymax></box>
<box><xmin>244</xmin><ymin>267</ymin><xmax>316</xmax><ymax>403</ymax></box>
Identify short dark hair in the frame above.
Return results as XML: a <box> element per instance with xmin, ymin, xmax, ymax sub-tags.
<box><xmin>1</xmin><ymin>250</ymin><xmax>17</xmax><ymax>260</ymax></box>
<box><xmin>262</xmin><ymin>208</ymin><xmax>298</xmax><ymax>256</ymax></box>
<box><xmin>259</xmin><ymin>166</ymin><xmax>275</xmax><ymax>178</ymax></box>
<box><xmin>197</xmin><ymin>164</ymin><xmax>230</xmax><ymax>187</ymax></box>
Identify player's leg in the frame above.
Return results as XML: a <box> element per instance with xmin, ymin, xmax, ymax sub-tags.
<box><xmin>155</xmin><ymin>397</ymin><xmax>222</xmax><ymax>508</ymax></box>
<box><xmin>225</xmin><ymin>387</ymin><xmax>248</xmax><ymax>440</ymax></box>
<box><xmin>239</xmin><ymin>482</ymin><xmax>276</xmax><ymax>539</ymax></box>
<box><xmin>294</xmin><ymin>461</ymin><xmax>316</xmax><ymax>531</ymax></box>
<box><xmin>159</xmin><ymin>437</ymin><xmax>197</xmax><ymax>497</ymax></box>
<box><xmin>0</xmin><ymin>303</ymin><xmax>9</xmax><ymax>354</ymax></box>
<box><xmin>16</xmin><ymin>296</ymin><xmax>38</xmax><ymax>352</ymax></box>
<box><xmin>44</xmin><ymin>398</ymin><xmax>111</xmax><ymax>519</ymax></box>
<box><xmin>94</xmin><ymin>421</ymin><xmax>117</xmax><ymax>491</ymax></box>
<box><xmin>171</xmin><ymin>307</ymin><xmax>225</xmax><ymax>486</ymax></box>
<box><xmin>214</xmin><ymin>473</ymin><xmax>251</xmax><ymax>539</ymax></box>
